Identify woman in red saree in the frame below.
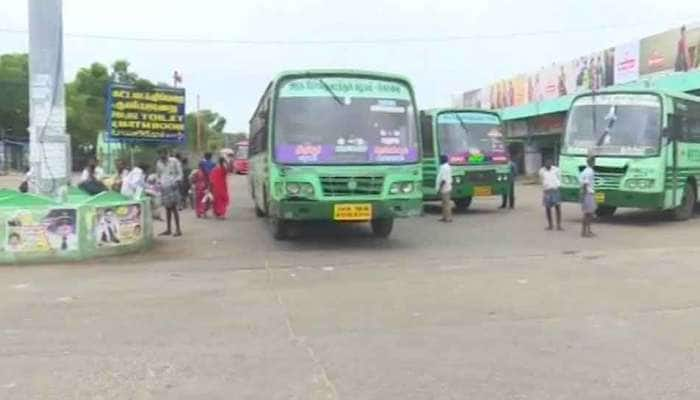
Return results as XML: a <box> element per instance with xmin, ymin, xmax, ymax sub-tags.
<box><xmin>191</xmin><ymin>163</ymin><xmax>210</xmax><ymax>218</ymax></box>
<box><xmin>210</xmin><ymin>157</ymin><xmax>230</xmax><ymax>219</ymax></box>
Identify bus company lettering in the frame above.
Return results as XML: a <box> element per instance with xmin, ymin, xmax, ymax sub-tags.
<box><xmin>295</xmin><ymin>145</ymin><xmax>322</xmax><ymax>157</ymax></box>
<box><xmin>373</xmin><ymin>146</ymin><xmax>409</xmax><ymax>156</ymax></box>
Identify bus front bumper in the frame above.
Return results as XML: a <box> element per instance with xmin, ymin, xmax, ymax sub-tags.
<box><xmin>270</xmin><ymin>198</ymin><xmax>423</xmax><ymax>221</ymax></box>
<box><xmin>560</xmin><ymin>188</ymin><xmax>665</xmax><ymax>209</ymax></box>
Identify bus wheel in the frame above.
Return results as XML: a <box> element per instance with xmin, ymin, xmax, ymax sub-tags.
<box><xmin>454</xmin><ymin>197</ymin><xmax>472</xmax><ymax>211</ymax></box>
<box><xmin>595</xmin><ymin>206</ymin><xmax>616</xmax><ymax>218</ymax></box>
<box><xmin>272</xmin><ymin>218</ymin><xmax>288</xmax><ymax>240</ymax></box>
<box><xmin>673</xmin><ymin>181</ymin><xmax>696</xmax><ymax>221</ymax></box>
<box><xmin>371</xmin><ymin>218</ymin><xmax>394</xmax><ymax>238</ymax></box>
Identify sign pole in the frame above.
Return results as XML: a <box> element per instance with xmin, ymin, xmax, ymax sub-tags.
<box><xmin>28</xmin><ymin>0</ymin><xmax>70</xmax><ymax>196</ymax></box>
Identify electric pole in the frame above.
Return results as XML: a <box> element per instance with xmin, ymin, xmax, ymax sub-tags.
<box><xmin>28</xmin><ymin>0</ymin><xmax>71</xmax><ymax>195</ymax></box>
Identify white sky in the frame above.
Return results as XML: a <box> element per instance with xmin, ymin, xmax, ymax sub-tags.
<box><xmin>1</xmin><ymin>0</ymin><xmax>699</xmax><ymax>132</ymax></box>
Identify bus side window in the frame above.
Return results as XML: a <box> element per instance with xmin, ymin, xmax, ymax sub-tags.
<box><xmin>420</xmin><ymin>112</ymin><xmax>434</xmax><ymax>157</ymax></box>
<box><xmin>250</xmin><ymin>85</ymin><xmax>271</xmax><ymax>155</ymax></box>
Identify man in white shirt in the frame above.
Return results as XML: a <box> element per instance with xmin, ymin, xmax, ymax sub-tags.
<box><xmin>579</xmin><ymin>155</ymin><xmax>596</xmax><ymax>238</ymax></box>
<box><xmin>156</xmin><ymin>149</ymin><xmax>184</xmax><ymax>236</ymax></box>
<box><xmin>538</xmin><ymin>158</ymin><xmax>563</xmax><ymax>231</ymax></box>
<box><xmin>121</xmin><ymin>163</ymin><xmax>146</xmax><ymax>198</ymax></box>
<box><xmin>80</xmin><ymin>159</ymin><xmax>104</xmax><ymax>183</ymax></box>
<box><xmin>436</xmin><ymin>154</ymin><xmax>453</xmax><ymax>223</ymax></box>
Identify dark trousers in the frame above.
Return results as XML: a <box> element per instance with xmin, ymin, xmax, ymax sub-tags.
<box><xmin>501</xmin><ymin>182</ymin><xmax>515</xmax><ymax>208</ymax></box>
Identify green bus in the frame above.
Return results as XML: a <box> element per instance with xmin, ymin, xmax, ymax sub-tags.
<box><xmin>419</xmin><ymin>109</ymin><xmax>512</xmax><ymax>209</ymax></box>
<box><xmin>559</xmin><ymin>89</ymin><xmax>700</xmax><ymax>220</ymax></box>
<box><xmin>248</xmin><ymin>70</ymin><xmax>423</xmax><ymax>239</ymax></box>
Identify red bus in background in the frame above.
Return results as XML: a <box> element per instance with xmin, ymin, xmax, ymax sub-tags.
<box><xmin>232</xmin><ymin>140</ymin><xmax>249</xmax><ymax>174</ymax></box>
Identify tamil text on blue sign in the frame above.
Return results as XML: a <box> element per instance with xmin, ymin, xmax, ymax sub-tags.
<box><xmin>107</xmin><ymin>85</ymin><xmax>186</xmax><ymax>143</ymax></box>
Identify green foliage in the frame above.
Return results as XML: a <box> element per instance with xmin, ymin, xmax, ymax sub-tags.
<box><xmin>0</xmin><ymin>54</ymin><xmax>29</xmax><ymax>138</ymax></box>
<box><xmin>184</xmin><ymin>110</ymin><xmax>228</xmax><ymax>152</ymax></box>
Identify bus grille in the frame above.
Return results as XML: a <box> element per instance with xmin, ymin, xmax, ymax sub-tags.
<box><xmin>465</xmin><ymin>170</ymin><xmax>496</xmax><ymax>184</ymax></box>
<box><xmin>594</xmin><ymin>173</ymin><xmax>623</xmax><ymax>190</ymax></box>
<box><xmin>320</xmin><ymin>176</ymin><xmax>384</xmax><ymax>197</ymax></box>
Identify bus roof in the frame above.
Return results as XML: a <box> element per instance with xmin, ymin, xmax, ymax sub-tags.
<box><xmin>422</xmin><ymin>108</ymin><xmax>502</xmax><ymax>119</ymax></box>
<box><xmin>271</xmin><ymin>69</ymin><xmax>413</xmax><ymax>86</ymax></box>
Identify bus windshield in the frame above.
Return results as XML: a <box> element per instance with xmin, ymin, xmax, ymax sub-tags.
<box><xmin>436</xmin><ymin>112</ymin><xmax>508</xmax><ymax>164</ymax></box>
<box><xmin>274</xmin><ymin>77</ymin><xmax>418</xmax><ymax>164</ymax></box>
<box><xmin>564</xmin><ymin>94</ymin><xmax>662</xmax><ymax>156</ymax></box>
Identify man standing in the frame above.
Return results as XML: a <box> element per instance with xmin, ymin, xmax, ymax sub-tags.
<box><xmin>156</xmin><ymin>149</ymin><xmax>183</xmax><ymax>237</ymax></box>
<box><xmin>579</xmin><ymin>155</ymin><xmax>596</xmax><ymax>238</ymax></box>
<box><xmin>539</xmin><ymin>158</ymin><xmax>563</xmax><ymax>231</ymax></box>
<box><xmin>436</xmin><ymin>155</ymin><xmax>453</xmax><ymax>223</ymax></box>
<box><xmin>500</xmin><ymin>159</ymin><xmax>517</xmax><ymax>209</ymax></box>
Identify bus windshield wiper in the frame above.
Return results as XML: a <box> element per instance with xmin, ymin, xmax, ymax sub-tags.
<box><xmin>318</xmin><ymin>78</ymin><xmax>344</xmax><ymax>106</ymax></box>
<box><xmin>596</xmin><ymin>105</ymin><xmax>618</xmax><ymax>146</ymax></box>
<box><xmin>453</xmin><ymin>113</ymin><xmax>470</xmax><ymax>136</ymax></box>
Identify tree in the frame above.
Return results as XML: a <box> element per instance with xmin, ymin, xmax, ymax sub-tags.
<box><xmin>0</xmin><ymin>54</ymin><xmax>29</xmax><ymax>139</ymax></box>
<box><xmin>66</xmin><ymin>62</ymin><xmax>110</xmax><ymax>150</ymax></box>
<box><xmin>184</xmin><ymin>110</ymin><xmax>227</xmax><ymax>152</ymax></box>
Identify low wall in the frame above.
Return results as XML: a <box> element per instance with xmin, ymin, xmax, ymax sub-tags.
<box><xmin>0</xmin><ymin>188</ymin><xmax>153</xmax><ymax>264</ymax></box>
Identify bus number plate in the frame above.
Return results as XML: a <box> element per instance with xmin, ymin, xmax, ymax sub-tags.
<box><xmin>334</xmin><ymin>204</ymin><xmax>372</xmax><ymax>221</ymax></box>
<box><xmin>473</xmin><ymin>186</ymin><xmax>492</xmax><ymax>196</ymax></box>
<box><xmin>595</xmin><ymin>192</ymin><xmax>605</xmax><ymax>204</ymax></box>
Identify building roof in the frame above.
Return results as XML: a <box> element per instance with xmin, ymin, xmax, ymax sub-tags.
<box><xmin>500</xmin><ymin>70</ymin><xmax>700</xmax><ymax>121</ymax></box>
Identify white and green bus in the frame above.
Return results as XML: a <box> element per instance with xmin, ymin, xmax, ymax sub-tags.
<box><xmin>248</xmin><ymin>70</ymin><xmax>423</xmax><ymax>239</ymax></box>
<box><xmin>559</xmin><ymin>89</ymin><xmax>700</xmax><ymax>220</ymax></box>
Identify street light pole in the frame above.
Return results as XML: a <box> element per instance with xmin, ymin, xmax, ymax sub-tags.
<box><xmin>27</xmin><ymin>0</ymin><xmax>71</xmax><ymax>196</ymax></box>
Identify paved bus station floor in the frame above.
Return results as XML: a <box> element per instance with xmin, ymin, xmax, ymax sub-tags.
<box><xmin>3</xmin><ymin>175</ymin><xmax>700</xmax><ymax>399</ymax></box>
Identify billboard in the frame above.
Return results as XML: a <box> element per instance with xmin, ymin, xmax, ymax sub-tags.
<box><xmin>640</xmin><ymin>24</ymin><xmax>700</xmax><ymax>75</ymax></box>
<box><xmin>614</xmin><ymin>41</ymin><xmax>640</xmax><ymax>84</ymax></box>
<box><xmin>106</xmin><ymin>84</ymin><xmax>186</xmax><ymax>143</ymax></box>
<box><xmin>5</xmin><ymin>208</ymin><xmax>78</xmax><ymax>253</ymax></box>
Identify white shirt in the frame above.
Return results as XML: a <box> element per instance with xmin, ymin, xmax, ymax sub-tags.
<box><xmin>121</xmin><ymin>167</ymin><xmax>145</xmax><ymax>197</ymax></box>
<box><xmin>80</xmin><ymin>166</ymin><xmax>105</xmax><ymax>182</ymax></box>
<box><xmin>539</xmin><ymin>166</ymin><xmax>561</xmax><ymax>191</ymax></box>
<box><xmin>156</xmin><ymin>157</ymin><xmax>183</xmax><ymax>188</ymax></box>
<box><xmin>436</xmin><ymin>163</ymin><xmax>453</xmax><ymax>194</ymax></box>
<box><xmin>579</xmin><ymin>166</ymin><xmax>595</xmax><ymax>194</ymax></box>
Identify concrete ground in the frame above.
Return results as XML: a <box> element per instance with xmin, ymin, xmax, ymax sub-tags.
<box><xmin>2</xmin><ymin>175</ymin><xmax>700</xmax><ymax>399</ymax></box>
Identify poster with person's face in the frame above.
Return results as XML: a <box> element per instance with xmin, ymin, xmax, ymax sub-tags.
<box><xmin>5</xmin><ymin>208</ymin><xmax>78</xmax><ymax>253</ymax></box>
<box><xmin>640</xmin><ymin>24</ymin><xmax>700</xmax><ymax>75</ymax></box>
<box><xmin>614</xmin><ymin>41</ymin><xmax>640</xmax><ymax>84</ymax></box>
<box><xmin>94</xmin><ymin>204</ymin><xmax>142</xmax><ymax>247</ymax></box>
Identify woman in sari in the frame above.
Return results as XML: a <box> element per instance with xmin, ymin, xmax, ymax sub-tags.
<box><xmin>191</xmin><ymin>162</ymin><xmax>210</xmax><ymax>218</ymax></box>
<box><xmin>210</xmin><ymin>157</ymin><xmax>230</xmax><ymax>219</ymax></box>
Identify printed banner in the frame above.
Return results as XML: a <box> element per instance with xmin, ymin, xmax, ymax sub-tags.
<box><xmin>107</xmin><ymin>84</ymin><xmax>186</xmax><ymax>143</ymax></box>
<box><xmin>94</xmin><ymin>204</ymin><xmax>143</xmax><ymax>247</ymax></box>
<box><xmin>614</xmin><ymin>41</ymin><xmax>641</xmax><ymax>84</ymax></box>
<box><xmin>640</xmin><ymin>24</ymin><xmax>700</xmax><ymax>75</ymax></box>
<box><xmin>5</xmin><ymin>208</ymin><xmax>78</xmax><ymax>253</ymax></box>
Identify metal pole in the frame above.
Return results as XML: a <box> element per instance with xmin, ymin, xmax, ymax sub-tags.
<box><xmin>28</xmin><ymin>0</ymin><xmax>70</xmax><ymax>195</ymax></box>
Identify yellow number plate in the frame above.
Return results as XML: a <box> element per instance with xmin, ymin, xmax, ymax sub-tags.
<box><xmin>333</xmin><ymin>204</ymin><xmax>372</xmax><ymax>221</ymax></box>
<box><xmin>595</xmin><ymin>192</ymin><xmax>605</xmax><ymax>204</ymax></box>
<box><xmin>473</xmin><ymin>186</ymin><xmax>492</xmax><ymax>197</ymax></box>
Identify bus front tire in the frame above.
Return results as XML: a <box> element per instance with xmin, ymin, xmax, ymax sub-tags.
<box><xmin>454</xmin><ymin>197</ymin><xmax>472</xmax><ymax>211</ymax></box>
<box><xmin>272</xmin><ymin>218</ymin><xmax>288</xmax><ymax>240</ymax></box>
<box><xmin>595</xmin><ymin>206</ymin><xmax>616</xmax><ymax>218</ymax></box>
<box><xmin>673</xmin><ymin>181</ymin><xmax>696</xmax><ymax>221</ymax></box>
<box><xmin>371</xmin><ymin>218</ymin><xmax>394</xmax><ymax>238</ymax></box>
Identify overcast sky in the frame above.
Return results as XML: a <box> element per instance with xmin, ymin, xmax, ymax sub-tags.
<box><xmin>1</xmin><ymin>0</ymin><xmax>699</xmax><ymax>132</ymax></box>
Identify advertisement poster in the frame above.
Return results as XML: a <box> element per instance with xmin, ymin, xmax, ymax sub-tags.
<box><xmin>107</xmin><ymin>84</ymin><xmax>186</xmax><ymax>143</ymax></box>
<box><xmin>614</xmin><ymin>41</ymin><xmax>641</xmax><ymax>84</ymax></box>
<box><xmin>94</xmin><ymin>204</ymin><xmax>143</xmax><ymax>247</ymax></box>
<box><xmin>640</xmin><ymin>24</ymin><xmax>700</xmax><ymax>76</ymax></box>
<box><xmin>5</xmin><ymin>208</ymin><xmax>77</xmax><ymax>253</ymax></box>
<box><xmin>462</xmin><ymin>89</ymin><xmax>483</xmax><ymax>108</ymax></box>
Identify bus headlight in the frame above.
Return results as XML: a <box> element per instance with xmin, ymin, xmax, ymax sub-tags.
<box><xmin>390</xmin><ymin>182</ymin><xmax>415</xmax><ymax>194</ymax></box>
<box><xmin>625</xmin><ymin>179</ymin><xmax>654</xmax><ymax>189</ymax></box>
<box><xmin>453</xmin><ymin>176</ymin><xmax>462</xmax><ymax>184</ymax></box>
<box><xmin>562</xmin><ymin>175</ymin><xmax>578</xmax><ymax>185</ymax></box>
<box><xmin>285</xmin><ymin>182</ymin><xmax>314</xmax><ymax>197</ymax></box>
